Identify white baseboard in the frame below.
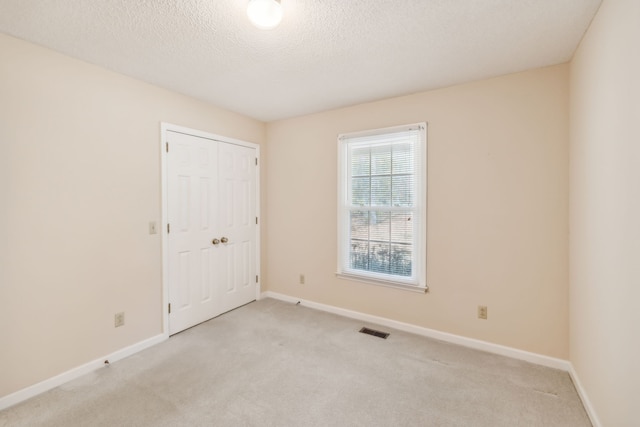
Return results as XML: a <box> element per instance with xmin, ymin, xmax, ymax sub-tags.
<box><xmin>260</xmin><ymin>291</ymin><xmax>570</xmax><ymax>370</ymax></box>
<box><xmin>0</xmin><ymin>333</ymin><xmax>166</xmax><ymax>411</ymax></box>
<box><xmin>568</xmin><ymin>364</ymin><xmax>602</xmax><ymax>427</ymax></box>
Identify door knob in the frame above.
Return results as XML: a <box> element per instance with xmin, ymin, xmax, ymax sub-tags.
<box><xmin>212</xmin><ymin>238</ymin><xmax>220</xmax><ymax>245</ymax></box>
<box><xmin>221</xmin><ymin>237</ymin><xmax>229</xmax><ymax>243</ymax></box>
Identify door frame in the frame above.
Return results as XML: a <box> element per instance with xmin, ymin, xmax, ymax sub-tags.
<box><xmin>160</xmin><ymin>122</ymin><xmax>261</xmax><ymax>338</ymax></box>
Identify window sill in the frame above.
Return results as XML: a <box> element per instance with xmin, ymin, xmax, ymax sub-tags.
<box><xmin>336</xmin><ymin>273</ymin><xmax>428</xmax><ymax>294</ymax></box>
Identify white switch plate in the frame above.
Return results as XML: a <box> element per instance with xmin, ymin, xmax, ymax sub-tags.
<box><xmin>114</xmin><ymin>312</ymin><xmax>125</xmax><ymax>327</ymax></box>
<box><xmin>149</xmin><ymin>221</ymin><xmax>157</xmax><ymax>235</ymax></box>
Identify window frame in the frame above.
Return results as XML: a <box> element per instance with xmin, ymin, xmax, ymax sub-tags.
<box><xmin>336</xmin><ymin>123</ymin><xmax>427</xmax><ymax>292</ymax></box>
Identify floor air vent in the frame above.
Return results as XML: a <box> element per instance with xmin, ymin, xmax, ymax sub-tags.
<box><xmin>359</xmin><ymin>327</ymin><xmax>390</xmax><ymax>339</ymax></box>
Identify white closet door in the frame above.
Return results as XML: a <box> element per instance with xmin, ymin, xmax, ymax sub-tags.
<box><xmin>167</xmin><ymin>130</ymin><xmax>257</xmax><ymax>335</ymax></box>
<box><xmin>218</xmin><ymin>142</ymin><xmax>257</xmax><ymax>314</ymax></box>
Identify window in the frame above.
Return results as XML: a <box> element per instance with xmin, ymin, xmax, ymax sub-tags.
<box><xmin>337</xmin><ymin>123</ymin><xmax>427</xmax><ymax>292</ymax></box>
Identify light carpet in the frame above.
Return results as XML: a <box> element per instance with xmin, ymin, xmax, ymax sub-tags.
<box><xmin>0</xmin><ymin>298</ymin><xmax>591</xmax><ymax>426</ymax></box>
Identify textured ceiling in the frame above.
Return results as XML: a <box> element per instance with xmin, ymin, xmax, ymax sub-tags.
<box><xmin>0</xmin><ymin>0</ymin><xmax>601</xmax><ymax>122</ymax></box>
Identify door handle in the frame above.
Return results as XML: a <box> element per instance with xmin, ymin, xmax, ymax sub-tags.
<box><xmin>221</xmin><ymin>237</ymin><xmax>229</xmax><ymax>244</ymax></box>
<box><xmin>212</xmin><ymin>238</ymin><xmax>220</xmax><ymax>245</ymax></box>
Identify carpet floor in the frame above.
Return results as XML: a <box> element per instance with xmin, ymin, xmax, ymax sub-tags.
<box><xmin>0</xmin><ymin>298</ymin><xmax>591</xmax><ymax>426</ymax></box>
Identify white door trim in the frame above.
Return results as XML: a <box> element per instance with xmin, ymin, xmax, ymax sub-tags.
<box><xmin>160</xmin><ymin>122</ymin><xmax>261</xmax><ymax>338</ymax></box>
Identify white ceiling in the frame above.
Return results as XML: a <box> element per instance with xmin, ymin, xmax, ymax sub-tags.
<box><xmin>0</xmin><ymin>0</ymin><xmax>601</xmax><ymax>122</ymax></box>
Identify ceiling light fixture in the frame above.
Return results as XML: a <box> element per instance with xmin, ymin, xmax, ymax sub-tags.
<box><xmin>247</xmin><ymin>0</ymin><xmax>283</xmax><ymax>30</ymax></box>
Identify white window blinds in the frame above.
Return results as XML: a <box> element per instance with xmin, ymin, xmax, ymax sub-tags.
<box><xmin>338</xmin><ymin>123</ymin><xmax>426</xmax><ymax>290</ymax></box>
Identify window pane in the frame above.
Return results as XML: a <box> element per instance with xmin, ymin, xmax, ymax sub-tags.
<box><xmin>371</xmin><ymin>145</ymin><xmax>391</xmax><ymax>175</ymax></box>
<box><xmin>350</xmin><ymin>240</ymin><xmax>369</xmax><ymax>270</ymax></box>
<box><xmin>371</xmin><ymin>176</ymin><xmax>391</xmax><ymax>206</ymax></box>
<box><xmin>351</xmin><ymin>147</ymin><xmax>370</xmax><ymax>176</ymax></box>
<box><xmin>392</xmin><ymin>143</ymin><xmax>414</xmax><ymax>174</ymax></box>
<box><xmin>390</xmin><ymin>212</ymin><xmax>413</xmax><ymax>244</ymax></box>
<box><xmin>390</xmin><ymin>244</ymin><xmax>412</xmax><ymax>276</ymax></box>
<box><xmin>392</xmin><ymin>175</ymin><xmax>414</xmax><ymax>207</ymax></box>
<box><xmin>369</xmin><ymin>211</ymin><xmax>390</xmax><ymax>242</ymax></box>
<box><xmin>369</xmin><ymin>242</ymin><xmax>390</xmax><ymax>274</ymax></box>
<box><xmin>350</xmin><ymin>211</ymin><xmax>369</xmax><ymax>240</ymax></box>
<box><xmin>351</xmin><ymin>177</ymin><xmax>370</xmax><ymax>206</ymax></box>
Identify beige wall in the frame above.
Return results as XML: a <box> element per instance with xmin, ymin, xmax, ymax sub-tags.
<box><xmin>0</xmin><ymin>33</ymin><xmax>265</xmax><ymax>398</ymax></box>
<box><xmin>570</xmin><ymin>0</ymin><xmax>639</xmax><ymax>425</ymax></box>
<box><xmin>266</xmin><ymin>64</ymin><xmax>570</xmax><ymax>358</ymax></box>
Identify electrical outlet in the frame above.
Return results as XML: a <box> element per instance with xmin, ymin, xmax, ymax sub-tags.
<box><xmin>478</xmin><ymin>306</ymin><xmax>488</xmax><ymax>320</ymax></box>
<box><xmin>299</xmin><ymin>274</ymin><xmax>305</xmax><ymax>285</ymax></box>
<box><xmin>114</xmin><ymin>312</ymin><xmax>125</xmax><ymax>327</ymax></box>
<box><xmin>149</xmin><ymin>221</ymin><xmax>157</xmax><ymax>235</ymax></box>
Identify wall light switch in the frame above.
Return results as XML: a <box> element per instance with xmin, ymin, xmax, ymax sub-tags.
<box><xmin>478</xmin><ymin>305</ymin><xmax>488</xmax><ymax>320</ymax></box>
<box><xmin>114</xmin><ymin>312</ymin><xmax>125</xmax><ymax>327</ymax></box>
<box><xmin>149</xmin><ymin>221</ymin><xmax>157</xmax><ymax>235</ymax></box>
